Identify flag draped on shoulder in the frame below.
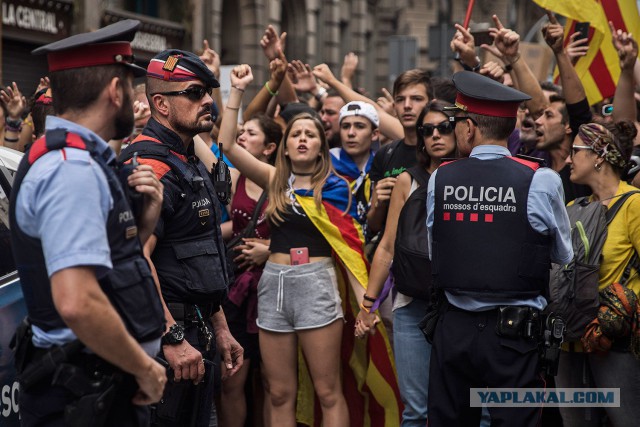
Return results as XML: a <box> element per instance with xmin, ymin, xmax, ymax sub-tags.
<box><xmin>292</xmin><ymin>173</ymin><xmax>402</xmax><ymax>427</ymax></box>
<box><xmin>534</xmin><ymin>0</ymin><xmax>640</xmax><ymax>105</ymax></box>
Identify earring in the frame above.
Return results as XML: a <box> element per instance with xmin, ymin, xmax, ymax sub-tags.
<box><xmin>594</xmin><ymin>163</ymin><xmax>602</xmax><ymax>172</ymax></box>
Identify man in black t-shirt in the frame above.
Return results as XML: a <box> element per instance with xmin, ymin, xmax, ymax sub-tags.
<box><xmin>367</xmin><ymin>69</ymin><xmax>432</xmax><ymax>236</ymax></box>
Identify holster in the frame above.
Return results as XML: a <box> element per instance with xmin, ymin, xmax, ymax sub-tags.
<box><xmin>53</xmin><ymin>363</ymin><xmax>121</xmax><ymax>427</ymax></box>
<box><xmin>17</xmin><ymin>337</ymin><xmax>83</xmax><ymax>391</ymax></box>
<box><xmin>418</xmin><ymin>289</ymin><xmax>447</xmax><ymax>344</ymax></box>
<box><xmin>495</xmin><ymin>306</ymin><xmax>540</xmax><ymax>339</ymax></box>
<box><xmin>10</xmin><ymin>317</ymin><xmax>33</xmax><ymax>375</ymax></box>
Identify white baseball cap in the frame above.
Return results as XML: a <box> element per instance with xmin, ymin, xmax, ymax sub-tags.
<box><xmin>339</xmin><ymin>101</ymin><xmax>379</xmax><ymax>128</ymax></box>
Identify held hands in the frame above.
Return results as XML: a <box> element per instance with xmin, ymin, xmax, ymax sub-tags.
<box><xmin>355</xmin><ymin>307</ymin><xmax>380</xmax><ymax>339</ymax></box>
<box><xmin>163</xmin><ymin>339</ymin><xmax>206</xmax><ymax>385</ymax></box>
<box><xmin>610</xmin><ymin>21</ymin><xmax>638</xmax><ymax>70</ymax></box>
<box><xmin>0</xmin><ymin>82</ymin><xmax>27</xmax><ymax>120</ymax></box>
<box><xmin>230</xmin><ymin>64</ymin><xmax>254</xmax><ymax>91</ymax></box>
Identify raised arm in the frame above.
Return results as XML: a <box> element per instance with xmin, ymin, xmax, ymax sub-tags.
<box><xmin>610</xmin><ymin>21</ymin><xmax>638</xmax><ymax>122</ymax></box>
<box><xmin>199</xmin><ymin>40</ymin><xmax>224</xmax><ymax>125</ymax></box>
<box><xmin>313</xmin><ymin>63</ymin><xmax>404</xmax><ymax>140</ymax></box>
<box><xmin>486</xmin><ymin>15</ymin><xmax>547</xmax><ymax>119</ymax></box>
<box><xmin>218</xmin><ymin>64</ymin><xmax>274</xmax><ymax>190</ymax></box>
<box><xmin>543</xmin><ymin>11</ymin><xmax>587</xmax><ymax>105</ymax></box>
<box><xmin>243</xmin><ymin>51</ymin><xmax>287</xmax><ymax>122</ymax></box>
<box><xmin>259</xmin><ymin>25</ymin><xmax>298</xmax><ymax>106</ymax></box>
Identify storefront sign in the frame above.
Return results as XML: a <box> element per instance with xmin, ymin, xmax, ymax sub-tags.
<box><xmin>1</xmin><ymin>0</ymin><xmax>72</xmax><ymax>41</ymax></box>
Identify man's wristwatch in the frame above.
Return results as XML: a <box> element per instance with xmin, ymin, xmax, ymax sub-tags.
<box><xmin>161</xmin><ymin>323</ymin><xmax>185</xmax><ymax>345</ymax></box>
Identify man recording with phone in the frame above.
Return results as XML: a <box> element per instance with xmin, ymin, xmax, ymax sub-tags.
<box><xmin>119</xmin><ymin>49</ymin><xmax>243</xmax><ymax>426</ymax></box>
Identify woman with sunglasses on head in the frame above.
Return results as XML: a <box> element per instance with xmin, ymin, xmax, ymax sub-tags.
<box><xmin>356</xmin><ymin>100</ymin><xmax>457</xmax><ymax>426</ymax></box>
<box><xmin>557</xmin><ymin>120</ymin><xmax>640</xmax><ymax>427</ymax></box>
<box><xmin>218</xmin><ymin>64</ymin><xmax>401</xmax><ymax>427</ymax></box>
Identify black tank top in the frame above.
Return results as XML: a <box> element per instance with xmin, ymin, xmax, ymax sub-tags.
<box><xmin>269</xmin><ymin>203</ymin><xmax>332</xmax><ymax>257</ymax></box>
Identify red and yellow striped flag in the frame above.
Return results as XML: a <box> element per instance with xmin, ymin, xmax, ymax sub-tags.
<box><xmin>534</xmin><ymin>0</ymin><xmax>640</xmax><ymax>105</ymax></box>
<box><xmin>295</xmin><ymin>193</ymin><xmax>403</xmax><ymax>427</ymax></box>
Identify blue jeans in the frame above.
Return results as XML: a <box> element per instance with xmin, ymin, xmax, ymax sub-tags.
<box><xmin>393</xmin><ymin>298</ymin><xmax>430</xmax><ymax>427</ymax></box>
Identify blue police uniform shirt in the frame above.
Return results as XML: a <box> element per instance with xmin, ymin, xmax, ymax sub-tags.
<box><xmin>426</xmin><ymin>144</ymin><xmax>573</xmax><ymax>311</ymax></box>
<box><xmin>16</xmin><ymin>116</ymin><xmax>160</xmax><ymax>356</ymax></box>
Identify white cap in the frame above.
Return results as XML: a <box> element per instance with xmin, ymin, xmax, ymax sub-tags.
<box><xmin>338</xmin><ymin>101</ymin><xmax>379</xmax><ymax>128</ymax></box>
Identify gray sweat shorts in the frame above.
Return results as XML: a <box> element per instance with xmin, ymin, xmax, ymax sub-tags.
<box><xmin>256</xmin><ymin>258</ymin><xmax>344</xmax><ymax>332</ymax></box>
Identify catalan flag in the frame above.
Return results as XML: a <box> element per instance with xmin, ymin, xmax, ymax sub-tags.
<box><xmin>534</xmin><ymin>0</ymin><xmax>640</xmax><ymax>105</ymax></box>
<box><xmin>293</xmin><ymin>175</ymin><xmax>403</xmax><ymax>427</ymax></box>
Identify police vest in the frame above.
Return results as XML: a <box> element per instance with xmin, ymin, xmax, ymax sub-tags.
<box><xmin>120</xmin><ymin>136</ymin><xmax>229</xmax><ymax>306</ymax></box>
<box><xmin>432</xmin><ymin>156</ymin><xmax>551</xmax><ymax>298</ymax></box>
<box><xmin>9</xmin><ymin>129</ymin><xmax>165</xmax><ymax>342</ymax></box>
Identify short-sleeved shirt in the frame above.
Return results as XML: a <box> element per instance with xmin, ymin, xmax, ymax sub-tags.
<box><xmin>369</xmin><ymin>139</ymin><xmax>417</xmax><ymax>183</ymax></box>
<box><xmin>15</xmin><ymin>116</ymin><xmax>115</xmax><ymax>347</ymax></box>
<box><xmin>426</xmin><ymin>145</ymin><xmax>573</xmax><ymax>311</ymax></box>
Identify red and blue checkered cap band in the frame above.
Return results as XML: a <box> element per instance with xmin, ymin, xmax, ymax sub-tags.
<box><xmin>146</xmin><ymin>58</ymin><xmax>199</xmax><ymax>82</ymax></box>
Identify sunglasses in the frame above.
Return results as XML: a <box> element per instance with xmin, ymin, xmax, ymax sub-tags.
<box><xmin>152</xmin><ymin>85</ymin><xmax>213</xmax><ymax>101</ymax></box>
<box><xmin>418</xmin><ymin>121</ymin><xmax>454</xmax><ymax>137</ymax></box>
<box><xmin>570</xmin><ymin>145</ymin><xmax>594</xmax><ymax>158</ymax></box>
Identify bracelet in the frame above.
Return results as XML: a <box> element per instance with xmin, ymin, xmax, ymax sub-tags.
<box><xmin>360</xmin><ymin>302</ymin><xmax>373</xmax><ymax>314</ymax></box>
<box><xmin>314</xmin><ymin>86</ymin><xmax>327</xmax><ymax>101</ymax></box>
<box><xmin>232</xmin><ymin>85</ymin><xmax>245</xmax><ymax>93</ymax></box>
<box><xmin>503</xmin><ymin>53</ymin><xmax>521</xmax><ymax>72</ymax></box>
<box><xmin>5</xmin><ymin>117</ymin><xmax>23</xmax><ymax>133</ymax></box>
<box><xmin>265</xmin><ymin>81</ymin><xmax>279</xmax><ymax>97</ymax></box>
<box><xmin>3</xmin><ymin>136</ymin><xmax>19</xmax><ymax>143</ymax></box>
<box><xmin>456</xmin><ymin>55</ymin><xmax>481</xmax><ymax>72</ymax></box>
<box><xmin>363</xmin><ymin>294</ymin><xmax>377</xmax><ymax>303</ymax></box>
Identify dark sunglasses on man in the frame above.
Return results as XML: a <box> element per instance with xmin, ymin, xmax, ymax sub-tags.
<box><xmin>151</xmin><ymin>85</ymin><xmax>213</xmax><ymax>101</ymax></box>
<box><xmin>417</xmin><ymin>121</ymin><xmax>454</xmax><ymax>138</ymax></box>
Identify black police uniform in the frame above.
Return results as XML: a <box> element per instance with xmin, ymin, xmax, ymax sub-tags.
<box><xmin>10</xmin><ymin>130</ymin><xmax>165</xmax><ymax>427</ymax></box>
<box><xmin>427</xmin><ymin>72</ymin><xmax>565</xmax><ymax>427</ymax></box>
<box><xmin>120</xmin><ymin>116</ymin><xmax>229</xmax><ymax>426</ymax></box>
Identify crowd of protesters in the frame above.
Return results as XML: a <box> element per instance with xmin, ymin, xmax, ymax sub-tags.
<box><xmin>3</xmin><ymin>6</ymin><xmax>640</xmax><ymax>427</ymax></box>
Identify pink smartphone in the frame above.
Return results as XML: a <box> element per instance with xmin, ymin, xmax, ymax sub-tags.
<box><xmin>290</xmin><ymin>247</ymin><xmax>309</xmax><ymax>265</ymax></box>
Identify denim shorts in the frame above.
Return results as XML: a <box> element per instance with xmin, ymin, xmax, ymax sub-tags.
<box><xmin>256</xmin><ymin>258</ymin><xmax>344</xmax><ymax>332</ymax></box>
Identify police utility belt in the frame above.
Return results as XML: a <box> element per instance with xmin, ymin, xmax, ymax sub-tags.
<box><xmin>11</xmin><ymin>318</ymin><xmax>130</xmax><ymax>427</ymax></box>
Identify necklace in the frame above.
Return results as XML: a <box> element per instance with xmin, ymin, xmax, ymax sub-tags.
<box><xmin>292</xmin><ymin>171</ymin><xmax>313</xmax><ymax>176</ymax></box>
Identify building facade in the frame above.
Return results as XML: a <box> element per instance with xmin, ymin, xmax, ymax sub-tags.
<box><xmin>1</xmin><ymin>0</ymin><xmax>545</xmax><ymax>105</ymax></box>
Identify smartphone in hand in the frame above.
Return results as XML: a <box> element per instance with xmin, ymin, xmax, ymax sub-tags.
<box><xmin>290</xmin><ymin>247</ymin><xmax>309</xmax><ymax>265</ymax></box>
<box><xmin>574</xmin><ymin>22</ymin><xmax>590</xmax><ymax>40</ymax></box>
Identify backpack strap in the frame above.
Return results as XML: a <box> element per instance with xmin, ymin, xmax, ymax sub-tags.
<box><xmin>605</xmin><ymin>191</ymin><xmax>640</xmax><ymax>225</ymax></box>
<box><xmin>605</xmin><ymin>191</ymin><xmax>640</xmax><ymax>286</ymax></box>
<box><xmin>406</xmin><ymin>165</ymin><xmax>430</xmax><ymax>187</ymax></box>
<box><xmin>28</xmin><ymin>129</ymin><xmax>95</xmax><ymax>164</ymax></box>
<box><xmin>380</xmin><ymin>139</ymin><xmax>403</xmax><ymax>176</ymax></box>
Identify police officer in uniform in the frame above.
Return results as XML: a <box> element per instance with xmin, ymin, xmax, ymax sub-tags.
<box><xmin>426</xmin><ymin>72</ymin><xmax>573</xmax><ymax>426</ymax></box>
<box><xmin>120</xmin><ymin>50</ymin><xmax>243</xmax><ymax>426</ymax></box>
<box><xmin>9</xmin><ymin>20</ymin><xmax>167</xmax><ymax>426</ymax></box>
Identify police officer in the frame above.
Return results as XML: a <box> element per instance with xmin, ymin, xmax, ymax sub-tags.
<box><xmin>9</xmin><ymin>20</ymin><xmax>167</xmax><ymax>426</ymax></box>
<box><xmin>120</xmin><ymin>50</ymin><xmax>243</xmax><ymax>426</ymax></box>
<box><xmin>426</xmin><ymin>72</ymin><xmax>573</xmax><ymax>426</ymax></box>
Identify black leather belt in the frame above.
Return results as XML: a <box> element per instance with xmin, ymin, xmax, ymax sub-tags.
<box><xmin>166</xmin><ymin>302</ymin><xmax>216</xmax><ymax>323</ymax></box>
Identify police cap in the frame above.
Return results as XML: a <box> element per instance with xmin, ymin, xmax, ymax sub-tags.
<box><xmin>32</xmin><ymin>19</ymin><xmax>146</xmax><ymax>77</ymax></box>
<box><xmin>446</xmin><ymin>71</ymin><xmax>531</xmax><ymax>118</ymax></box>
<box><xmin>147</xmin><ymin>50</ymin><xmax>220</xmax><ymax>88</ymax></box>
